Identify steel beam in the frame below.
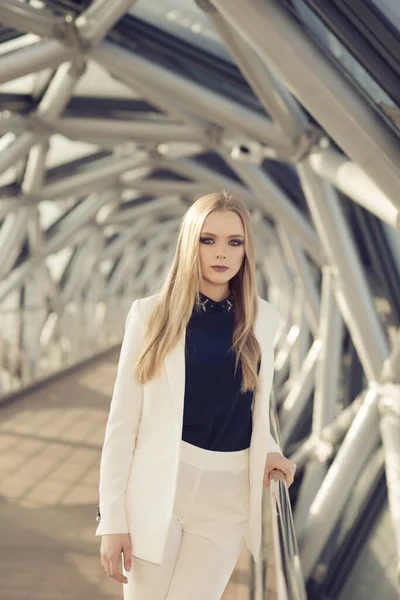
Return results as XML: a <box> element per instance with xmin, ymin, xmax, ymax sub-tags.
<box><xmin>0</xmin><ymin>132</ymin><xmax>38</xmax><ymax>176</ymax></box>
<box><xmin>55</xmin><ymin>118</ymin><xmax>206</xmax><ymax>144</ymax></box>
<box><xmin>297</xmin><ymin>162</ymin><xmax>389</xmax><ymax>381</ymax></box>
<box><xmin>294</xmin><ymin>269</ymin><xmax>343</xmax><ymax>536</ymax></box>
<box><xmin>199</xmin><ymin>0</ymin><xmax>305</xmax><ymax>143</ymax></box>
<box><xmin>75</xmin><ymin>0</ymin><xmax>137</xmax><ymax>45</ymax></box>
<box><xmin>298</xmin><ymin>388</ymin><xmax>381</xmax><ymax>578</ymax></box>
<box><xmin>277</xmin><ymin>225</ymin><xmax>320</xmax><ymax>336</ymax></box>
<box><xmin>210</xmin><ymin>0</ymin><xmax>400</xmax><ymax>211</ymax></box>
<box><xmin>92</xmin><ymin>41</ymin><xmax>294</xmax><ymax>156</ymax></box>
<box><xmin>309</xmin><ymin>146</ymin><xmax>400</xmax><ymax>230</ymax></box>
<box><xmin>0</xmin><ymin>39</ymin><xmax>78</xmax><ymax>85</ymax></box>
<box><xmin>40</xmin><ymin>153</ymin><xmax>150</xmax><ymax>200</ymax></box>
<box><xmin>0</xmin><ymin>0</ymin><xmax>60</xmax><ymax>38</ymax></box>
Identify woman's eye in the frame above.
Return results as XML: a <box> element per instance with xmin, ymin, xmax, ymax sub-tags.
<box><xmin>200</xmin><ymin>237</ymin><xmax>243</xmax><ymax>246</ymax></box>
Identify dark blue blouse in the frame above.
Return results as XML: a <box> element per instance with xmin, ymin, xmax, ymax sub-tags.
<box><xmin>182</xmin><ymin>291</ymin><xmax>259</xmax><ymax>452</ymax></box>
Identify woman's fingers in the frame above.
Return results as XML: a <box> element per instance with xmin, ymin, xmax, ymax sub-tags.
<box><xmin>123</xmin><ymin>539</ymin><xmax>132</xmax><ymax>573</ymax></box>
<box><xmin>100</xmin><ymin>534</ymin><xmax>132</xmax><ymax>584</ymax></box>
<box><xmin>101</xmin><ymin>552</ymin><xmax>128</xmax><ymax>584</ymax></box>
<box><xmin>109</xmin><ymin>555</ymin><xmax>128</xmax><ymax>584</ymax></box>
<box><xmin>267</xmin><ymin>462</ymin><xmax>296</xmax><ymax>489</ymax></box>
<box><xmin>269</xmin><ymin>468</ymin><xmax>286</xmax><ymax>486</ymax></box>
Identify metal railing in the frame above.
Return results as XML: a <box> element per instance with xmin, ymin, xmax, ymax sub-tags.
<box><xmin>0</xmin><ymin>296</ymin><xmax>134</xmax><ymax>401</ymax></box>
<box><xmin>253</xmin><ymin>394</ymin><xmax>307</xmax><ymax>599</ymax></box>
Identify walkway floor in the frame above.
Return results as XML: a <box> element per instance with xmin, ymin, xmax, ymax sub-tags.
<box><xmin>0</xmin><ymin>353</ymin><xmax>252</xmax><ymax>600</ymax></box>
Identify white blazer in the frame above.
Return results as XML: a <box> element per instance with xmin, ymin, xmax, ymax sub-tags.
<box><xmin>96</xmin><ymin>293</ymin><xmax>281</xmax><ymax>565</ymax></box>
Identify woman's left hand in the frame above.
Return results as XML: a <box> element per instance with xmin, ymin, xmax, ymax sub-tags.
<box><xmin>264</xmin><ymin>452</ymin><xmax>297</xmax><ymax>489</ymax></box>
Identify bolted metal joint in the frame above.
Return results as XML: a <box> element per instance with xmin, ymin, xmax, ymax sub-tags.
<box><xmin>230</xmin><ymin>141</ymin><xmax>265</xmax><ymax>166</ymax></box>
<box><xmin>54</xmin><ymin>13</ymin><xmax>90</xmax><ymax>52</ymax></box>
<box><xmin>377</xmin><ymin>383</ymin><xmax>400</xmax><ymax>418</ymax></box>
<box><xmin>204</xmin><ymin>124</ymin><xmax>224</xmax><ymax>150</ymax></box>
<box><xmin>26</xmin><ymin>113</ymin><xmax>54</xmax><ymax>137</ymax></box>
<box><xmin>195</xmin><ymin>0</ymin><xmax>218</xmax><ymax>13</ymax></box>
<box><xmin>310</xmin><ymin>436</ymin><xmax>335</xmax><ymax>463</ymax></box>
<box><xmin>289</xmin><ymin>124</ymin><xmax>324</xmax><ymax>163</ymax></box>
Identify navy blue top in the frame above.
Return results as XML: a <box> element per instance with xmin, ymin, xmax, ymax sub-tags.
<box><xmin>182</xmin><ymin>291</ymin><xmax>260</xmax><ymax>452</ymax></box>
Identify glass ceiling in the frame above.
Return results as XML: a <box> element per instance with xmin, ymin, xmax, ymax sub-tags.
<box><xmin>127</xmin><ymin>0</ymin><xmax>400</xmax><ymax>131</ymax></box>
<box><xmin>128</xmin><ymin>0</ymin><xmax>233</xmax><ymax>62</ymax></box>
<box><xmin>370</xmin><ymin>0</ymin><xmax>400</xmax><ymax>32</ymax></box>
<box><xmin>287</xmin><ymin>0</ymin><xmax>400</xmax><ymax>126</ymax></box>
<box><xmin>2</xmin><ymin>1</ymin><xmax>399</xmax><ymax>131</ymax></box>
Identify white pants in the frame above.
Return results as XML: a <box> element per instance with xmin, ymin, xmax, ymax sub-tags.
<box><xmin>122</xmin><ymin>440</ymin><xmax>250</xmax><ymax>600</ymax></box>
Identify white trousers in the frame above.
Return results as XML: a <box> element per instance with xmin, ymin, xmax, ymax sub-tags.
<box><xmin>122</xmin><ymin>440</ymin><xmax>250</xmax><ymax>600</ymax></box>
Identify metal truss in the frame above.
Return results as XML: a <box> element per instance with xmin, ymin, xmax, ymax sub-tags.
<box><xmin>0</xmin><ymin>0</ymin><xmax>399</xmax><ymax>595</ymax></box>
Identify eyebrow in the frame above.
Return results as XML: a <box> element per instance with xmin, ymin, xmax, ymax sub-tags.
<box><xmin>201</xmin><ymin>232</ymin><xmax>244</xmax><ymax>239</ymax></box>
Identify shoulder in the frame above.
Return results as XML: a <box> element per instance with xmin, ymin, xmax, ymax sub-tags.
<box><xmin>129</xmin><ymin>293</ymin><xmax>160</xmax><ymax>321</ymax></box>
<box><xmin>256</xmin><ymin>296</ymin><xmax>280</xmax><ymax>335</ymax></box>
<box><xmin>257</xmin><ymin>296</ymin><xmax>279</xmax><ymax>319</ymax></box>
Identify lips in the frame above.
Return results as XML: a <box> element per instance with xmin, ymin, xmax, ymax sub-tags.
<box><xmin>211</xmin><ymin>266</ymin><xmax>228</xmax><ymax>271</ymax></box>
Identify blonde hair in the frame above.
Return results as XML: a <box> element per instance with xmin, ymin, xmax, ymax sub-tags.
<box><xmin>134</xmin><ymin>191</ymin><xmax>261</xmax><ymax>393</ymax></box>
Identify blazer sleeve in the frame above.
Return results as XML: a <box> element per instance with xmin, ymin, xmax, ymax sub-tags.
<box><xmin>266</xmin><ymin>304</ymin><xmax>283</xmax><ymax>455</ymax></box>
<box><xmin>95</xmin><ymin>299</ymin><xmax>144</xmax><ymax>535</ymax></box>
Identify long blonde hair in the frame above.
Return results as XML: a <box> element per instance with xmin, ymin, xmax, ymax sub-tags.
<box><xmin>134</xmin><ymin>191</ymin><xmax>261</xmax><ymax>393</ymax></box>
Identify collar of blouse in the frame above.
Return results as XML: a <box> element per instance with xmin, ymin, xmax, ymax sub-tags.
<box><xmin>194</xmin><ymin>291</ymin><xmax>235</xmax><ymax>315</ymax></box>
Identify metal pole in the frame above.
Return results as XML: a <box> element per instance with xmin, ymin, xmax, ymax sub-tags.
<box><xmin>75</xmin><ymin>0</ymin><xmax>137</xmax><ymax>45</ymax></box>
<box><xmin>0</xmin><ymin>0</ymin><xmax>60</xmax><ymax>38</ymax></box>
<box><xmin>309</xmin><ymin>146</ymin><xmax>400</xmax><ymax>230</ymax></box>
<box><xmin>297</xmin><ymin>162</ymin><xmax>389</xmax><ymax>381</ymax></box>
<box><xmin>40</xmin><ymin>153</ymin><xmax>150</xmax><ymax>199</ymax></box>
<box><xmin>104</xmin><ymin>197</ymin><xmax>184</xmax><ymax>226</ymax></box>
<box><xmin>198</xmin><ymin>0</ymin><xmax>305</xmax><ymax>143</ymax></box>
<box><xmin>378</xmin><ymin>330</ymin><xmax>400</xmax><ymax>575</ymax></box>
<box><xmin>294</xmin><ymin>269</ymin><xmax>343</xmax><ymax>535</ymax></box>
<box><xmin>0</xmin><ymin>131</ymin><xmax>40</xmax><ymax>174</ymax></box>
<box><xmin>298</xmin><ymin>388</ymin><xmax>381</xmax><ymax>578</ymax></box>
<box><xmin>122</xmin><ymin>180</ymin><xmax>210</xmax><ymax>197</ymax></box>
<box><xmin>0</xmin><ymin>114</ymin><xmax>26</xmax><ymax>136</ymax></box>
<box><xmin>46</xmin><ymin>190</ymin><xmax>119</xmax><ymax>254</ymax></box>
<box><xmin>280</xmin><ymin>340</ymin><xmax>321</xmax><ymax>448</ymax></box>
<box><xmin>378</xmin><ymin>385</ymin><xmax>400</xmax><ymax>575</ymax></box>
<box><xmin>289</xmin><ymin>285</ymin><xmax>309</xmax><ymax>379</ymax></box>
<box><xmin>61</xmin><ymin>233</ymin><xmax>103</xmax><ymax>303</ymax></box>
<box><xmin>0</xmin><ymin>39</ymin><xmax>77</xmax><ymax>85</ymax></box>
<box><xmin>37</xmin><ymin>62</ymin><xmax>85</xmax><ymax>123</ymax></box>
<box><xmin>55</xmin><ymin>118</ymin><xmax>206</xmax><ymax>143</ymax></box>
<box><xmin>210</xmin><ymin>0</ymin><xmax>400</xmax><ymax>211</ymax></box>
<box><xmin>0</xmin><ymin>211</ymin><xmax>31</xmax><ymax>278</ymax></box>
<box><xmin>92</xmin><ymin>41</ymin><xmax>294</xmax><ymax>156</ymax></box>
<box><xmin>0</xmin><ymin>132</ymin><xmax>38</xmax><ymax>176</ymax></box>
<box><xmin>275</xmin><ymin>225</ymin><xmax>320</xmax><ymax>336</ymax></box>
<box><xmin>21</xmin><ymin>142</ymin><xmax>49</xmax><ymax>195</ymax></box>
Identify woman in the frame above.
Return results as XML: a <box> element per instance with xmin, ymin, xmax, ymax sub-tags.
<box><xmin>96</xmin><ymin>191</ymin><xmax>296</xmax><ymax>599</ymax></box>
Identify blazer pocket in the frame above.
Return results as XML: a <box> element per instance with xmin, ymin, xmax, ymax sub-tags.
<box><xmin>134</xmin><ymin>444</ymin><xmax>164</xmax><ymax>456</ymax></box>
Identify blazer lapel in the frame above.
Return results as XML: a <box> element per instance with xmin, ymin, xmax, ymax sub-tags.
<box><xmin>164</xmin><ymin>326</ymin><xmax>187</xmax><ymax>420</ymax></box>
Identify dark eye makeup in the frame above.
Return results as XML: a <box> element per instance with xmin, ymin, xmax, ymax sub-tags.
<box><xmin>200</xmin><ymin>237</ymin><xmax>243</xmax><ymax>246</ymax></box>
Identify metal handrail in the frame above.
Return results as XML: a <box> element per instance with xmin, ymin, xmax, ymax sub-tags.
<box><xmin>255</xmin><ymin>393</ymin><xmax>307</xmax><ymax>599</ymax></box>
<box><xmin>269</xmin><ymin>477</ymin><xmax>307</xmax><ymax>600</ymax></box>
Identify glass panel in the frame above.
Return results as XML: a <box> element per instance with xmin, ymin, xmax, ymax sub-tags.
<box><xmin>291</xmin><ymin>0</ymin><xmax>398</xmax><ymax>114</ymax></box>
<box><xmin>370</xmin><ymin>0</ymin><xmax>400</xmax><ymax>32</ymax></box>
<box><xmin>128</xmin><ymin>0</ymin><xmax>233</xmax><ymax>62</ymax></box>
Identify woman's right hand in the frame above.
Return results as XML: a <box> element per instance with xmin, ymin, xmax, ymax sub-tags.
<box><xmin>100</xmin><ymin>533</ymin><xmax>132</xmax><ymax>584</ymax></box>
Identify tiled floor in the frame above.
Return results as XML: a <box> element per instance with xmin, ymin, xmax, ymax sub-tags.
<box><xmin>0</xmin><ymin>352</ymin><xmax>253</xmax><ymax>600</ymax></box>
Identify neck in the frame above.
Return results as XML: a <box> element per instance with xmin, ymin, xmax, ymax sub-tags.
<box><xmin>199</xmin><ymin>283</ymin><xmax>230</xmax><ymax>302</ymax></box>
